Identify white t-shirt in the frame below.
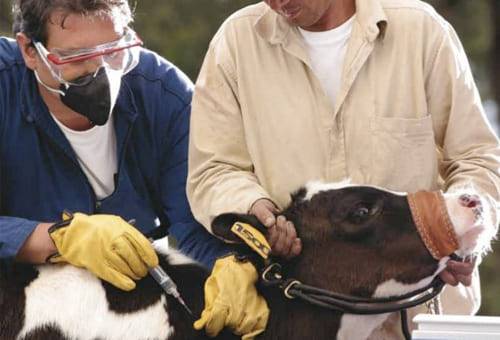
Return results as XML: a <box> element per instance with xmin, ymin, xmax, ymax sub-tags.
<box><xmin>51</xmin><ymin>114</ymin><xmax>117</xmax><ymax>200</ymax></box>
<box><xmin>299</xmin><ymin>16</ymin><xmax>355</xmax><ymax>107</ymax></box>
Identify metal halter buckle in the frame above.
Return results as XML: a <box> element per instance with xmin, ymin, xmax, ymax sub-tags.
<box><xmin>283</xmin><ymin>280</ymin><xmax>301</xmax><ymax>299</ymax></box>
<box><xmin>261</xmin><ymin>262</ymin><xmax>283</xmax><ymax>285</ymax></box>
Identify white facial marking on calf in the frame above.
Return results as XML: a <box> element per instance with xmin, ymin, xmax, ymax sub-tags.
<box><xmin>304</xmin><ymin>180</ymin><xmax>407</xmax><ymax>201</ymax></box>
<box><xmin>443</xmin><ymin>189</ymin><xmax>495</xmax><ymax>257</ymax></box>
<box><xmin>373</xmin><ymin>257</ymin><xmax>449</xmax><ymax>298</ymax></box>
<box><xmin>19</xmin><ymin>265</ymin><xmax>174</xmax><ymax>340</ymax></box>
<box><xmin>304</xmin><ymin>180</ymin><xmax>353</xmax><ymax>201</ymax></box>
<box><xmin>336</xmin><ymin>257</ymin><xmax>448</xmax><ymax>340</ymax></box>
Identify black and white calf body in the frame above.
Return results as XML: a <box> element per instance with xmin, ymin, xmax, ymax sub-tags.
<box><xmin>1</xmin><ymin>245</ymin><xmax>238</xmax><ymax>340</ymax></box>
<box><xmin>0</xmin><ymin>182</ymin><xmax>493</xmax><ymax>340</ymax></box>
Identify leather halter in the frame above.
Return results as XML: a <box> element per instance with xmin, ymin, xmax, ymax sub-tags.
<box><xmin>260</xmin><ymin>262</ymin><xmax>445</xmax><ymax>314</ymax></box>
<box><xmin>259</xmin><ymin>261</ymin><xmax>447</xmax><ymax>340</ymax></box>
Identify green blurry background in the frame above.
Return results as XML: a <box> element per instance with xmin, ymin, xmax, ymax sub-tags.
<box><xmin>1</xmin><ymin>0</ymin><xmax>498</xmax><ymax>316</ymax></box>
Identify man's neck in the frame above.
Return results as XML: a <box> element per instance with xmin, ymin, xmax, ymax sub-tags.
<box><xmin>302</xmin><ymin>0</ymin><xmax>356</xmax><ymax>32</ymax></box>
<box><xmin>38</xmin><ymin>84</ymin><xmax>94</xmax><ymax>131</ymax></box>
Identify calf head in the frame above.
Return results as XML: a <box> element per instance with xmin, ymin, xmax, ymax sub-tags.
<box><xmin>212</xmin><ymin>183</ymin><xmax>491</xmax><ymax>300</ymax></box>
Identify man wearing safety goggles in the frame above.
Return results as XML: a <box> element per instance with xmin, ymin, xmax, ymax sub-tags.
<box><xmin>32</xmin><ymin>26</ymin><xmax>142</xmax><ymax>126</ymax></box>
<box><xmin>0</xmin><ymin>0</ymin><xmax>269</xmax><ymax>339</ymax></box>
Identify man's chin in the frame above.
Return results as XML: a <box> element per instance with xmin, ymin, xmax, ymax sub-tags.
<box><xmin>294</xmin><ymin>18</ymin><xmax>326</xmax><ymax>31</ymax></box>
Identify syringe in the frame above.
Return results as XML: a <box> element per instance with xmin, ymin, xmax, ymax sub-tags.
<box><xmin>127</xmin><ymin>219</ymin><xmax>193</xmax><ymax>317</ymax></box>
<box><xmin>148</xmin><ymin>264</ymin><xmax>193</xmax><ymax>316</ymax></box>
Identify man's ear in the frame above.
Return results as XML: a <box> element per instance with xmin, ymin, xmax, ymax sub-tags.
<box><xmin>16</xmin><ymin>32</ymin><xmax>38</xmax><ymax>70</ymax></box>
<box><xmin>211</xmin><ymin>213</ymin><xmax>267</xmax><ymax>243</ymax></box>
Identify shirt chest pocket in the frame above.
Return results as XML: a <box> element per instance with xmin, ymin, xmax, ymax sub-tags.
<box><xmin>368</xmin><ymin>114</ymin><xmax>439</xmax><ymax>191</ymax></box>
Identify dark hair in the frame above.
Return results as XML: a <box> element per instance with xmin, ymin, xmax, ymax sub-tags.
<box><xmin>12</xmin><ymin>0</ymin><xmax>134</xmax><ymax>44</ymax></box>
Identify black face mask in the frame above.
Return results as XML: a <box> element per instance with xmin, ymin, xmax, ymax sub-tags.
<box><xmin>60</xmin><ymin>67</ymin><xmax>116</xmax><ymax>126</ymax></box>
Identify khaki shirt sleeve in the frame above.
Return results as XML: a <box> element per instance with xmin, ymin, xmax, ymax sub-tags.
<box><xmin>187</xmin><ymin>29</ymin><xmax>271</xmax><ymax>232</ymax></box>
<box><xmin>427</xmin><ymin>22</ymin><xmax>500</xmax><ymax>229</ymax></box>
<box><xmin>423</xmin><ymin>21</ymin><xmax>498</xmax><ymax>322</ymax></box>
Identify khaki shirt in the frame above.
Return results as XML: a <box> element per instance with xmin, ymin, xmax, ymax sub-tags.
<box><xmin>188</xmin><ymin>0</ymin><xmax>499</xmax><ymax>337</ymax></box>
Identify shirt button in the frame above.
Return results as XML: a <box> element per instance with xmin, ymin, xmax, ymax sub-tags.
<box><xmin>95</xmin><ymin>201</ymin><xmax>102</xmax><ymax>210</ymax></box>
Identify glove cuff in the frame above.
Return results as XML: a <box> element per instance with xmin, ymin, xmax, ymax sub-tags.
<box><xmin>233</xmin><ymin>253</ymin><xmax>266</xmax><ymax>271</ymax></box>
<box><xmin>47</xmin><ymin>218</ymin><xmax>72</xmax><ymax>234</ymax></box>
<box><xmin>45</xmin><ymin>211</ymin><xmax>74</xmax><ymax>263</ymax></box>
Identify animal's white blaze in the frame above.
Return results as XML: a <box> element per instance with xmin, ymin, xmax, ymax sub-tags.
<box><xmin>304</xmin><ymin>180</ymin><xmax>406</xmax><ymax>201</ymax></box>
<box><xmin>19</xmin><ymin>265</ymin><xmax>173</xmax><ymax>340</ymax></box>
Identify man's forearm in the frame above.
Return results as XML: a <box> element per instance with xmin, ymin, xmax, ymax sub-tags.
<box><xmin>16</xmin><ymin>222</ymin><xmax>57</xmax><ymax>264</ymax></box>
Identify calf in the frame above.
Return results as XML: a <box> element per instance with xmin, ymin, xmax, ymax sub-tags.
<box><xmin>0</xmin><ymin>182</ymin><xmax>494</xmax><ymax>340</ymax></box>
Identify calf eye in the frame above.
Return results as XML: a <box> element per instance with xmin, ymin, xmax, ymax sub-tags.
<box><xmin>348</xmin><ymin>205</ymin><xmax>372</xmax><ymax>223</ymax></box>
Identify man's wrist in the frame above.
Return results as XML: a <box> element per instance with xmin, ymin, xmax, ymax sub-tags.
<box><xmin>15</xmin><ymin>222</ymin><xmax>57</xmax><ymax>264</ymax></box>
<box><xmin>248</xmin><ymin>197</ymin><xmax>276</xmax><ymax>214</ymax></box>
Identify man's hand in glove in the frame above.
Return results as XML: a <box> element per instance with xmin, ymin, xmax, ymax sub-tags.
<box><xmin>194</xmin><ymin>255</ymin><xmax>269</xmax><ymax>340</ymax></box>
<box><xmin>47</xmin><ymin>212</ymin><xmax>158</xmax><ymax>291</ymax></box>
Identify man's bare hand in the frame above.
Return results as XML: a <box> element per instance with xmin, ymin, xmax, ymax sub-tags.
<box><xmin>439</xmin><ymin>258</ymin><xmax>475</xmax><ymax>286</ymax></box>
<box><xmin>250</xmin><ymin>199</ymin><xmax>302</xmax><ymax>259</ymax></box>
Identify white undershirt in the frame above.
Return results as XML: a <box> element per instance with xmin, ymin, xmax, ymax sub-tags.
<box><xmin>299</xmin><ymin>15</ymin><xmax>355</xmax><ymax>107</ymax></box>
<box><xmin>51</xmin><ymin>114</ymin><xmax>118</xmax><ymax>200</ymax></box>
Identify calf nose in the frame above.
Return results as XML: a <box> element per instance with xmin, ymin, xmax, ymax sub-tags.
<box><xmin>459</xmin><ymin>194</ymin><xmax>481</xmax><ymax>208</ymax></box>
<box><xmin>458</xmin><ymin>194</ymin><xmax>484</xmax><ymax>223</ymax></box>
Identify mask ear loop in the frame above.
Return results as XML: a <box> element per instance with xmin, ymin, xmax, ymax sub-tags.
<box><xmin>33</xmin><ymin>69</ymin><xmax>66</xmax><ymax>96</ymax></box>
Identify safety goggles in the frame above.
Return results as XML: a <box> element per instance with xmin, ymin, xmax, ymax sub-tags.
<box><xmin>34</xmin><ymin>27</ymin><xmax>142</xmax><ymax>86</ymax></box>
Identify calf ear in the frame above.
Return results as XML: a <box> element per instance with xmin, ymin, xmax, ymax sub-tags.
<box><xmin>211</xmin><ymin>213</ymin><xmax>267</xmax><ymax>243</ymax></box>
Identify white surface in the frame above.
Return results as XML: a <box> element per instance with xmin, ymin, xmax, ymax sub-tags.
<box><xmin>412</xmin><ymin>314</ymin><xmax>500</xmax><ymax>340</ymax></box>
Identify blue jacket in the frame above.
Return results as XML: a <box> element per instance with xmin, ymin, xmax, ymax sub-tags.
<box><xmin>0</xmin><ymin>37</ymin><xmax>230</xmax><ymax>268</ymax></box>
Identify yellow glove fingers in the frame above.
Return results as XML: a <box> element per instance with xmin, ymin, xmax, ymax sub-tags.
<box><xmin>203</xmin><ymin>304</ymin><xmax>230</xmax><ymax>337</ymax></box>
<box><xmin>193</xmin><ymin>311</ymin><xmax>209</xmax><ymax>331</ymax></box>
<box><xmin>203</xmin><ymin>276</ymin><xmax>221</xmax><ymax>303</ymax></box>
<box><xmin>197</xmin><ymin>255</ymin><xmax>270</xmax><ymax>338</ymax></box>
<box><xmin>105</xmin><ymin>250</ymin><xmax>141</xmax><ymax>281</ymax></box>
<box><xmin>48</xmin><ymin>212</ymin><xmax>161</xmax><ymax>291</ymax></box>
<box><xmin>123</xmin><ymin>231</ymin><xmax>159</xmax><ymax>268</ymax></box>
<box><xmin>235</xmin><ymin>313</ymin><xmax>258</xmax><ymax>336</ymax></box>
<box><xmin>239</xmin><ymin>305</ymin><xmax>269</xmax><ymax>339</ymax></box>
<box><xmin>112</xmin><ymin>237</ymin><xmax>149</xmax><ymax>278</ymax></box>
<box><xmin>101</xmin><ymin>266</ymin><xmax>136</xmax><ymax>291</ymax></box>
<box><xmin>193</xmin><ymin>275</ymin><xmax>220</xmax><ymax>331</ymax></box>
<box><xmin>241</xmin><ymin>327</ymin><xmax>265</xmax><ymax>340</ymax></box>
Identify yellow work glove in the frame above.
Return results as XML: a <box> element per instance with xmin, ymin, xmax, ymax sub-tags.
<box><xmin>48</xmin><ymin>212</ymin><xmax>159</xmax><ymax>291</ymax></box>
<box><xmin>194</xmin><ymin>255</ymin><xmax>269</xmax><ymax>340</ymax></box>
